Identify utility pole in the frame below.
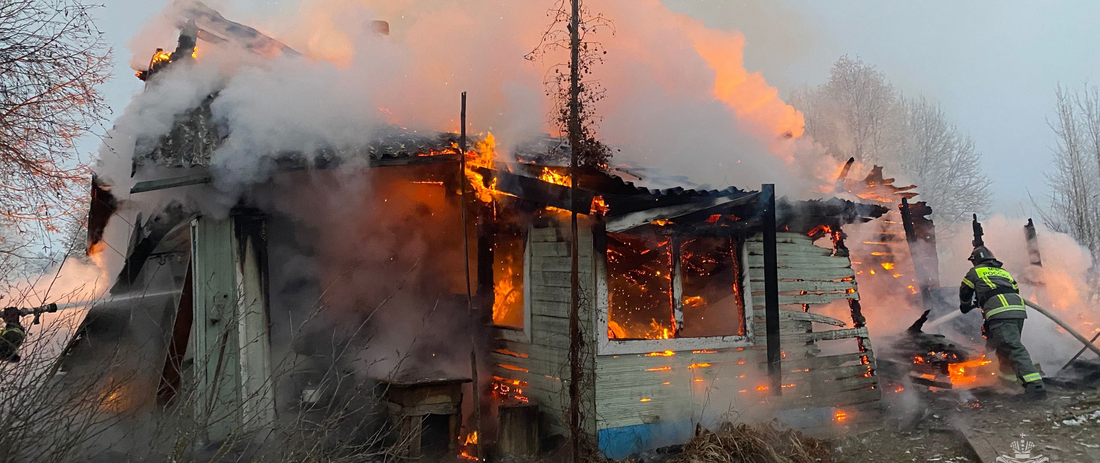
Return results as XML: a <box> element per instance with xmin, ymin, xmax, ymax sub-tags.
<box><xmin>567</xmin><ymin>0</ymin><xmax>583</xmax><ymax>461</ymax></box>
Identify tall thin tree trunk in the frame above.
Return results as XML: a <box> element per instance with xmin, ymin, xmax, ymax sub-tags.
<box><xmin>567</xmin><ymin>0</ymin><xmax>583</xmax><ymax>460</ymax></box>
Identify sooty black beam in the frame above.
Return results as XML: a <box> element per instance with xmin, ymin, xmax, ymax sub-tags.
<box><xmin>761</xmin><ymin>184</ymin><xmax>781</xmax><ymax>396</ymax></box>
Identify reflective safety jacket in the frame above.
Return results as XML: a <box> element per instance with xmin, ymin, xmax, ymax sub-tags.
<box><xmin>960</xmin><ymin>260</ymin><xmax>1027</xmax><ymax>321</ymax></box>
<box><xmin>0</xmin><ymin>322</ymin><xmax>25</xmax><ymax>361</ymax></box>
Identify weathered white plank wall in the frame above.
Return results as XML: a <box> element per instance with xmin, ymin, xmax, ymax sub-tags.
<box><xmin>746</xmin><ymin>232</ymin><xmax>883</xmax><ymax>427</ymax></box>
<box><xmin>489</xmin><ymin>218</ymin><xmax>597</xmax><ymax>438</ymax></box>
<box><xmin>590</xmin><ymin>231</ymin><xmax>881</xmax><ymax>432</ymax></box>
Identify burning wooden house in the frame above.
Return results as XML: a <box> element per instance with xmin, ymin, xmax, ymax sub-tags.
<box><xmin>57</xmin><ymin>7</ymin><xmax>953</xmax><ymax>461</ymax></box>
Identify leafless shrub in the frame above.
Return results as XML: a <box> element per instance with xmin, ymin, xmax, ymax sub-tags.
<box><xmin>0</xmin><ymin>265</ymin><xmax>417</xmax><ymax>462</ymax></box>
<box><xmin>672</xmin><ymin>421</ymin><xmax>832</xmax><ymax>463</ymax></box>
<box><xmin>0</xmin><ymin>311</ymin><xmax>130</xmax><ymax>463</ymax></box>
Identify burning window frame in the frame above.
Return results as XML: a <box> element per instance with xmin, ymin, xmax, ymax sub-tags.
<box><xmin>490</xmin><ymin>223</ymin><xmax>531</xmax><ymax>341</ymax></box>
<box><xmin>596</xmin><ymin>224</ymin><xmax>756</xmax><ymax>355</ymax></box>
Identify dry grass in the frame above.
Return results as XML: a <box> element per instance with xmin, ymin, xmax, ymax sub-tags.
<box><xmin>671</xmin><ymin>422</ymin><xmax>833</xmax><ymax>463</ymax></box>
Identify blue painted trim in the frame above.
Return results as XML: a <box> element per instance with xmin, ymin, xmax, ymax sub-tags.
<box><xmin>598</xmin><ymin>420</ymin><xmax>694</xmax><ymax>460</ymax></box>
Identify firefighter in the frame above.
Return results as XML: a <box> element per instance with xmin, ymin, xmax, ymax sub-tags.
<box><xmin>0</xmin><ymin>306</ymin><xmax>25</xmax><ymax>362</ymax></box>
<box><xmin>959</xmin><ymin>246</ymin><xmax>1045</xmax><ymax>395</ymax></box>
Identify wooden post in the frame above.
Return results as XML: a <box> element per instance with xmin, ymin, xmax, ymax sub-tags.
<box><xmin>761</xmin><ymin>184</ymin><xmax>781</xmax><ymax>396</ymax></box>
<box><xmin>499</xmin><ymin>404</ymin><xmax>539</xmax><ymax>457</ymax></box>
<box><xmin>899</xmin><ymin>197</ymin><xmax>935</xmax><ymax>312</ymax></box>
<box><xmin>671</xmin><ymin>235</ymin><xmax>684</xmax><ymax>333</ymax></box>
<box><xmin>834</xmin><ymin>156</ymin><xmax>855</xmax><ymax>192</ymax></box>
<box><xmin>1025</xmin><ymin>218</ymin><xmax>1042</xmax><ymax>267</ymax></box>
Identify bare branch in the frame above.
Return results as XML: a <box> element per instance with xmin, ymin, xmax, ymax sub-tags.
<box><xmin>0</xmin><ymin>0</ymin><xmax>111</xmax><ymax>236</ymax></box>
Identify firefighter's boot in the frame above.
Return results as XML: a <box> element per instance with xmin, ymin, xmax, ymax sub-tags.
<box><xmin>1024</xmin><ymin>380</ymin><xmax>1047</xmax><ymax>399</ymax></box>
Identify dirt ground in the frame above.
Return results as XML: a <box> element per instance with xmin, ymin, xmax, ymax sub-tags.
<box><xmin>834</xmin><ymin>383</ymin><xmax>1100</xmax><ymax>462</ymax></box>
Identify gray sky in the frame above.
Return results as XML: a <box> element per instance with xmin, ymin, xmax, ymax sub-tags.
<box><xmin>93</xmin><ymin>0</ymin><xmax>1100</xmax><ymax>217</ymax></box>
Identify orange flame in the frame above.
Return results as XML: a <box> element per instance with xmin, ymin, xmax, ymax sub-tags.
<box><xmin>150</xmin><ymin>49</ymin><xmax>171</xmax><ymax>67</ymax></box>
<box><xmin>807</xmin><ymin>224</ymin><xmax>833</xmax><ymax>237</ymax></box>
<box><xmin>948</xmin><ymin>355</ymin><xmax>996</xmax><ymax>388</ymax></box>
<box><xmin>464</xmin><ymin>431</ymin><xmax>478</xmax><ymax>445</ymax></box>
<box><xmin>590</xmin><ymin>195</ymin><xmax>609</xmax><ymax>215</ymax></box>
<box><xmin>464</xmin><ymin>133</ymin><xmax>499</xmax><ymax>203</ymax></box>
<box><xmin>491</xmin><ymin>231</ymin><xmax>524</xmax><ymax>328</ymax></box>
<box><xmin>538</xmin><ymin>167</ymin><xmax>570</xmax><ymax>186</ymax></box>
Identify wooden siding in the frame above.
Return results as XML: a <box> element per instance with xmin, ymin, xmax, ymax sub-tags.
<box><xmin>190</xmin><ymin>216</ymin><xmax>276</xmax><ymax>441</ymax></box>
<box><xmin>591</xmin><ymin>232</ymin><xmax>882</xmax><ymax>432</ymax></box>
<box><xmin>489</xmin><ymin>219</ymin><xmax>597</xmax><ymax>438</ymax></box>
<box><xmin>746</xmin><ymin>232</ymin><xmax>882</xmax><ymax>425</ymax></box>
<box><xmin>192</xmin><ymin>217</ymin><xmax>243</xmax><ymax>441</ymax></box>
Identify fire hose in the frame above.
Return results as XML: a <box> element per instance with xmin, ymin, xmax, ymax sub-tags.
<box><xmin>924</xmin><ymin>301</ymin><xmax>1100</xmax><ymax>359</ymax></box>
<box><xmin>8</xmin><ymin>290</ymin><xmax>183</xmax><ymax>324</ymax></box>
<box><xmin>1022</xmin><ymin>300</ymin><xmax>1100</xmax><ymax>359</ymax></box>
<box><xmin>11</xmin><ymin>303</ymin><xmax>58</xmax><ymax>325</ymax></box>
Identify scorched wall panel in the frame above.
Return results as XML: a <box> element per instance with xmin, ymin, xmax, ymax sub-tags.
<box><xmin>489</xmin><ymin>218</ymin><xmax>597</xmax><ymax>439</ymax></box>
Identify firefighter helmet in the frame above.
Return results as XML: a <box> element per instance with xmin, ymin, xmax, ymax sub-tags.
<box><xmin>2</xmin><ymin>307</ymin><xmax>18</xmax><ymax>322</ymax></box>
<box><xmin>968</xmin><ymin>246</ymin><xmax>995</xmax><ymax>264</ymax></box>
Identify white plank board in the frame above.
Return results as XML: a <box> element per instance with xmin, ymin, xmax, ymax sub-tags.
<box><xmin>747</xmin><ymin>266</ymin><xmax>856</xmax><ymax>281</ymax></box>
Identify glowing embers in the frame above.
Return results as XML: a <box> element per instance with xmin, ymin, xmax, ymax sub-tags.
<box><xmin>136</xmin><ymin>47</ymin><xmax>185</xmax><ymax>81</ymax></box>
<box><xmin>678</xmin><ymin>237</ymin><xmax>744</xmax><ymax>337</ymax></box>
<box><xmin>590</xmin><ymin>195</ymin><xmax>609</xmax><ymax>216</ymax></box>
<box><xmin>458</xmin><ymin>431</ymin><xmax>480</xmax><ymax>460</ymax></box>
<box><xmin>491</xmin><ymin>376</ymin><xmax>529</xmax><ymax>403</ymax></box>
<box><xmin>606</xmin><ymin>232</ymin><xmax>675</xmax><ymax>340</ymax></box>
<box><xmin>492</xmin><ymin>229</ymin><xmax>526</xmax><ymax>329</ymax></box>
<box><xmin>606</xmin><ymin>232</ymin><xmax>744</xmax><ymax>340</ymax></box>
<box><xmin>947</xmin><ymin>355</ymin><xmax>997</xmax><ymax>388</ymax></box>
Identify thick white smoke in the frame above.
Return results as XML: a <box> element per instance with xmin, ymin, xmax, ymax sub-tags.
<box><xmin>100</xmin><ymin>0</ymin><xmax>836</xmax><ymax>199</ymax></box>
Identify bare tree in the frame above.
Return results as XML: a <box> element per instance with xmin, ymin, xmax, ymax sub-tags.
<box><xmin>0</xmin><ymin>0</ymin><xmax>111</xmax><ymax>235</ymax></box>
<box><xmin>792</xmin><ymin>55</ymin><xmax>991</xmax><ymax>226</ymax></box>
<box><xmin>793</xmin><ymin>55</ymin><xmax>902</xmax><ymax>166</ymax></box>
<box><xmin>1044</xmin><ymin>84</ymin><xmax>1100</xmax><ymax>260</ymax></box>
<box><xmin>896</xmin><ymin>96</ymin><xmax>991</xmax><ymax>225</ymax></box>
<box><xmin>525</xmin><ymin>0</ymin><xmax>614</xmax><ymax>168</ymax></box>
